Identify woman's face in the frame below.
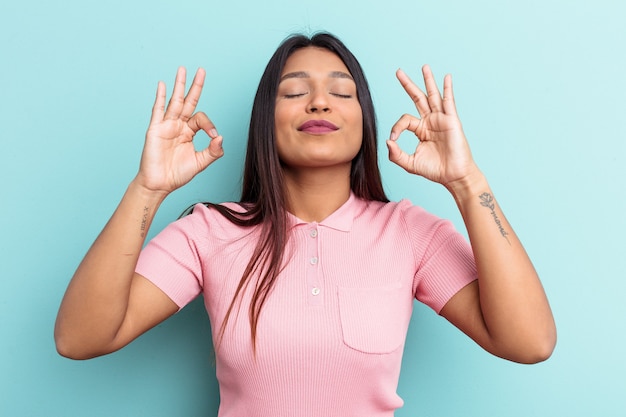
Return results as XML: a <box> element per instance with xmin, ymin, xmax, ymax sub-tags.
<box><xmin>274</xmin><ymin>47</ymin><xmax>363</xmax><ymax>172</ymax></box>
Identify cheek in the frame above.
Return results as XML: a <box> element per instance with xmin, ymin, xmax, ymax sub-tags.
<box><xmin>350</xmin><ymin>114</ymin><xmax>365</xmax><ymax>159</ymax></box>
<box><xmin>273</xmin><ymin>110</ymin><xmax>291</xmax><ymax>162</ymax></box>
<box><xmin>351</xmin><ymin>102</ymin><xmax>363</xmax><ymax>127</ymax></box>
<box><xmin>274</xmin><ymin>103</ymin><xmax>295</xmax><ymax>135</ymax></box>
<box><xmin>273</xmin><ymin>107</ymin><xmax>289</xmax><ymax>144</ymax></box>
<box><xmin>351</xmin><ymin>109</ymin><xmax>364</xmax><ymax>145</ymax></box>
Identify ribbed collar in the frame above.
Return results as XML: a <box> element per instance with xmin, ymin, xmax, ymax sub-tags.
<box><xmin>288</xmin><ymin>192</ymin><xmax>357</xmax><ymax>232</ymax></box>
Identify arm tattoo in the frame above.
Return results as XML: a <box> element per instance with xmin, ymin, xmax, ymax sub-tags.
<box><xmin>140</xmin><ymin>206</ymin><xmax>149</xmax><ymax>238</ymax></box>
<box><xmin>479</xmin><ymin>192</ymin><xmax>510</xmax><ymax>245</ymax></box>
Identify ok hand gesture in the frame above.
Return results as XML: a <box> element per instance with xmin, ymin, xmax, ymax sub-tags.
<box><xmin>136</xmin><ymin>67</ymin><xmax>224</xmax><ymax>195</ymax></box>
<box><xmin>387</xmin><ymin>65</ymin><xmax>478</xmax><ymax>189</ymax></box>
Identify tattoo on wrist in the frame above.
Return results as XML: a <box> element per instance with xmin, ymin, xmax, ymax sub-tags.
<box><xmin>479</xmin><ymin>192</ymin><xmax>510</xmax><ymax>245</ymax></box>
<box><xmin>140</xmin><ymin>206</ymin><xmax>149</xmax><ymax>238</ymax></box>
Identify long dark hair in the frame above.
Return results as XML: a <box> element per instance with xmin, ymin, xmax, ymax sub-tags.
<box><xmin>199</xmin><ymin>32</ymin><xmax>388</xmax><ymax>349</ymax></box>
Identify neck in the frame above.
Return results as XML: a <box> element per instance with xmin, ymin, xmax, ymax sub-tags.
<box><xmin>283</xmin><ymin>164</ymin><xmax>352</xmax><ymax>222</ymax></box>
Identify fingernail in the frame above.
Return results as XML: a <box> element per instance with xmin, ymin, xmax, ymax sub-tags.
<box><xmin>210</xmin><ymin>129</ymin><xmax>218</xmax><ymax>137</ymax></box>
<box><xmin>389</xmin><ymin>132</ymin><xmax>397</xmax><ymax>141</ymax></box>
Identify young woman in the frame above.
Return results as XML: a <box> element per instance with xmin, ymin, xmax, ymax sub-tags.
<box><xmin>55</xmin><ymin>33</ymin><xmax>556</xmax><ymax>416</ymax></box>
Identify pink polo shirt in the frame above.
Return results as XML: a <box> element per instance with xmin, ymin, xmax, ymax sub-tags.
<box><xmin>136</xmin><ymin>193</ymin><xmax>477</xmax><ymax>416</ymax></box>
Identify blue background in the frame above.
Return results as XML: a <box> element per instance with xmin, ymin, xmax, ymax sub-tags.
<box><xmin>1</xmin><ymin>0</ymin><xmax>625</xmax><ymax>415</ymax></box>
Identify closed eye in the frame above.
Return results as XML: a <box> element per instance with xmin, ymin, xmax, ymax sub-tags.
<box><xmin>284</xmin><ymin>93</ymin><xmax>307</xmax><ymax>99</ymax></box>
<box><xmin>331</xmin><ymin>93</ymin><xmax>353</xmax><ymax>99</ymax></box>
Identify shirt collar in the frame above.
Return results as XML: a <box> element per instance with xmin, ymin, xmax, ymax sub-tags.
<box><xmin>288</xmin><ymin>192</ymin><xmax>357</xmax><ymax>232</ymax></box>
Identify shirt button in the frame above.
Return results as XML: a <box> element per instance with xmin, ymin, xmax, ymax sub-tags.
<box><xmin>310</xmin><ymin>229</ymin><xmax>318</xmax><ymax>238</ymax></box>
<box><xmin>310</xmin><ymin>257</ymin><xmax>318</xmax><ymax>265</ymax></box>
<box><xmin>312</xmin><ymin>287</ymin><xmax>321</xmax><ymax>296</ymax></box>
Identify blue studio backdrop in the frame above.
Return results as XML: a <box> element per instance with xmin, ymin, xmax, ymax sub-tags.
<box><xmin>1</xmin><ymin>0</ymin><xmax>625</xmax><ymax>415</ymax></box>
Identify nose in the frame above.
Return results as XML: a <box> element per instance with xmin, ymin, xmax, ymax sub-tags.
<box><xmin>306</xmin><ymin>90</ymin><xmax>330</xmax><ymax>113</ymax></box>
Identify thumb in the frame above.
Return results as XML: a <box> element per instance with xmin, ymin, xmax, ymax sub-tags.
<box><xmin>386</xmin><ymin>139</ymin><xmax>406</xmax><ymax>168</ymax></box>
<box><xmin>197</xmin><ymin>135</ymin><xmax>224</xmax><ymax>170</ymax></box>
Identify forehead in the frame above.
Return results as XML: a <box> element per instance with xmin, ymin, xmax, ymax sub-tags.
<box><xmin>281</xmin><ymin>47</ymin><xmax>351</xmax><ymax>78</ymax></box>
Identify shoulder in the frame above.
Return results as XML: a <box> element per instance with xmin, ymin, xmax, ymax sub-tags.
<box><xmin>173</xmin><ymin>202</ymin><xmax>254</xmax><ymax>240</ymax></box>
<box><xmin>355</xmin><ymin>198</ymin><xmax>464</xmax><ymax>256</ymax></box>
<box><xmin>355</xmin><ymin>198</ymin><xmax>445</xmax><ymax>230</ymax></box>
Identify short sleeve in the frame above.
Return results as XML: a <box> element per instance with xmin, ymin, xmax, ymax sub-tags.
<box><xmin>135</xmin><ymin>206</ymin><xmax>206</xmax><ymax>310</ymax></box>
<box><xmin>409</xmin><ymin>213</ymin><xmax>477</xmax><ymax>313</ymax></box>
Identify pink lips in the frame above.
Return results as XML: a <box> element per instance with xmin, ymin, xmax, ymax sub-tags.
<box><xmin>298</xmin><ymin>119</ymin><xmax>339</xmax><ymax>134</ymax></box>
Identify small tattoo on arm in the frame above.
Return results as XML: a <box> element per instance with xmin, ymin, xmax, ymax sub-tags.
<box><xmin>140</xmin><ymin>206</ymin><xmax>149</xmax><ymax>238</ymax></box>
<box><xmin>479</xmin><ymin>192</ymin><xmax>510</xmax><ymax>245</ymax></box>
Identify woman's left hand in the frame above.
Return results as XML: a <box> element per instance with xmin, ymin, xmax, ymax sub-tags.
<box><xmin>389</xmin><ymin>66</ymin><xmax>557</xmax><ymax>364</ymax></box>
<box><xmin>387</xmin><ymin>65</ymin><xmax>478</xmax><ymax>188</ymax></box>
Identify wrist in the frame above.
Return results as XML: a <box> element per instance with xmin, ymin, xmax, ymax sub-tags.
<box><xmin>128</xmin><ymin>177</ymin><xmax>170</xmax><ymax>206</ymax></box>
<box><xmin>444</xmin><ymin>166</ymin><xmax>489</xmax><ymax>204</ymax></box>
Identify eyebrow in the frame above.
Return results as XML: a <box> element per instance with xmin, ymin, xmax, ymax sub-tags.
<box><xmin>279</xmin><ymin>71</ymin><xmax>354</xmax><ymax>82</ymax></box>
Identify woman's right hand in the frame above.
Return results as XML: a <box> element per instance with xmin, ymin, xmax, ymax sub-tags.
<box><xmin>135</xmin><ymin>67</ymin><xmax>224</xmax><ymax>195</ymax></box>
<box><xmin>55</xmin><ymin>67</ymin><xmax>223</xmax><ymax>359</ymax></box>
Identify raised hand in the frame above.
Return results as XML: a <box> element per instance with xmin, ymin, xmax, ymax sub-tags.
<box><xmin>136</xmin><ymin>67</ymin><xmax>224</xmax><ymax>195</ymax></box>
<box><xmin>387</xmin><ymin>65</ymin><xmax>478</xmax><ymax>188</ymax></box>
<box><xmin>55</xmin><ymin>67</ymin><xmax>226</xmax><ymax>360</ymax></box>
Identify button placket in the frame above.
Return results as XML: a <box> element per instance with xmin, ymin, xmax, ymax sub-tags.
<box><xmin>305</xmin><ymin>224</ymin><xmax>323</xmax><ymax>305</ymax></box>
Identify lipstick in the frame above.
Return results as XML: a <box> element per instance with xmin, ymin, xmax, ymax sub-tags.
<box><xmin>298</xmin><ymin>119</ymin><xmax>339</xmax><ymax>134</ymax></box>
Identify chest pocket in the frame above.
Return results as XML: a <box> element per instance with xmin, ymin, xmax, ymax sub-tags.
<box><xmin>337</xmin><ymin>283</ymin><xmax>411</xmax><ymax>354</ymax></box>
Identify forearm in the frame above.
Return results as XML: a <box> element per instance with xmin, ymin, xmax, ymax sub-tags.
<box><xmin>54</xmin><ymin>180</ymin><xmax>167</xmax><ymax>355</ymax></box>
<box><xmin>447</xmin><ymin>170</ymin><xmax>556</xmax><ymax>362</ymax></box>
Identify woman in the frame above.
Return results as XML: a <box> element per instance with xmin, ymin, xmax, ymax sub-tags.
<box><xmin>55</xmin><ymin>33</ymin><xmax>556</xmax><ymax>416</ymax></box>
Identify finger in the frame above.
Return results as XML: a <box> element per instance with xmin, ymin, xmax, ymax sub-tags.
<box><xmin>422</xmin><ymin>64</ymin><xmax>443</xmax><ymax>112</ymax></box>
<box><xmin>386</xmin><ymin>140</ymin><xmax>413</xmax><ymax>174</ymax></box>
<box><xmin>187</xmin><ymin>111</ymin><xmax>223</xmax><ymax>170</ymax></box>
<box><xmin>186</xmin><ymin>112</ymin><xmax>217</xmax><ymax>137</ymax></box>
<box><xmin>150</xmin><ymin>81</ymin><xmax>166</xmax><ymax>124</ymax></box>
<box><xmin>389</xmin><ymin>113</ymin><xmax>423</xmax><ymax>142</ymax></box>
<box><xmin>396</xmin><ymin>69</ymin><xmax>430</xmax><ymax>117</ymax></box>
<box><xmin>197</xmin><ymin>135</ymin><xmax>225</xmax><ymax>170</ymax></box>
<box><xmin>442</xmin><ymin>73</ymin><xmax>458</xmax><ymax>116</ymax></box>
<box><xmin>179</xmin><ymin>68</ymin><xmax>206</xmax><ymax>122</ymax></box>
<box><xmin>164</xmin><ymin>67</ymin><xmax>187</xmax><ymax>120</ymax></box>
